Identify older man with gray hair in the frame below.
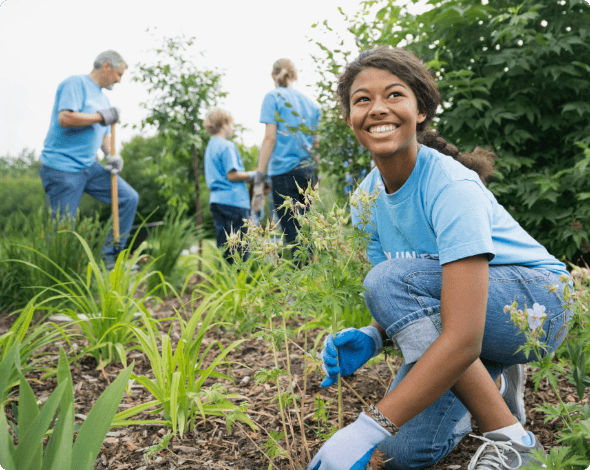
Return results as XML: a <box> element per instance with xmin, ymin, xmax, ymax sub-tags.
<box><xmin>39</xmin><ymin>50</ymin><xmax>139</xmax><ymax>268</ymax></box>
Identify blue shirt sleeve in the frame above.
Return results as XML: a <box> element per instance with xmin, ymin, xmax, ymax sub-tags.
<box><xmin>221</xmin><ymin>143</ymin><xmax>241</xmax><ymax>176</ymax></box>
<box><xmin>57</xmin><ymin>77</ymin><xmax>84</xmax><ymax>113</ymax></box>
<box><xmin>260</xmin><ymin>92</ymin><xmax>278</xmax><ymax>124</ymax></box>
<box><xmin>431</xmin><ymin>180</ymin><xmax>496</xmax><ymax>265</ymax></box>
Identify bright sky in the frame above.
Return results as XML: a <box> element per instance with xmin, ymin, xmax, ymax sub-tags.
<box><xmin>0</xmin><ymin>0</ymin><xmax>365</xmax><ymax>157</ymax></box>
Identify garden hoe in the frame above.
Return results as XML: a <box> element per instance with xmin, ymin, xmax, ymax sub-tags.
<box><xmin>111</xmin><ymin>123</ymin><xmax>120</xmax><ymax>244</ymax></box>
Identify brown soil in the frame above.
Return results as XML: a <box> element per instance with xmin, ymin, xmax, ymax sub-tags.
<box><xmin>1</xmin><ymin>296</ymin><xmax>583</xmax><ymax>470</ymax></box>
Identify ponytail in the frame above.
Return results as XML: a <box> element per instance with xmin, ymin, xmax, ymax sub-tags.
<box><xmin>272</xmin><ymin>58</ymin><xmax>297</xmax><ymax>88</ymax></box>
<box><xmin>417</xmin><ymin>130</ymin><xmax>496</xmax><ymax>183</ymax></box>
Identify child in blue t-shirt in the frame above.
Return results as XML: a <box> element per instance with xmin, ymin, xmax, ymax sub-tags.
<box><xmin>203</xmin><ymin>109</ymin><xmax>255</xmax><ymax>263</ymax></box>
<box><xmin>309</xmin><ymin>47</ymin><xmax>571</xmax><ymax>470</ymax></box>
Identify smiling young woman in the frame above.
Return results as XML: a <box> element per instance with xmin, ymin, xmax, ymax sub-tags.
<box><xmin>308</xmin><ymin>46</ymin><xmax>572</xmax><ymax>470</ymax></box>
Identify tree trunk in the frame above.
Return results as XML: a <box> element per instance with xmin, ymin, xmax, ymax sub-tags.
<box><xmin>192</xmin><ymin>147</ymin><xmax>203</xmax><ymax>273</ymax></box>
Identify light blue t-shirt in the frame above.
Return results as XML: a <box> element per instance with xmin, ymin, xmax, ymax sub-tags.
<box><xmin>204</xmin><ymin>137</ymin><xmax>250</xmax><ymax>210</ymax></box>
<box><xmin>259</xmin><ymin>87</ymin><xmax>321</xmax><ymax>176</ymax></box>
<box><xmin>352</xmin><ymin>145</ymin><xmax>568</xmax><ymax>276</ymax></box>
<box><xmin>40</xmin><ymin>75</ymin><xmax>111</xmax><ymax>172</ymax></box>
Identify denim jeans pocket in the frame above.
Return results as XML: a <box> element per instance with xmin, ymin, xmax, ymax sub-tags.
<box><xmin>542</xmin><ymin>310</ymin><xmax>570</xmax><ymax>356</ymax></box>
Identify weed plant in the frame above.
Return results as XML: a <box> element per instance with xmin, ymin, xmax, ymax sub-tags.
<box><xmin>223</xmin><ymin>184</ymin><xmax>377</xmax><ymax>469</ymax></box>
<box><xmin>190</xmin><ymin>247</ymin><xmax>275</xmax><ymax>333</ymax></box>
<box><xmin>113</xmin><ymin>293</ymin><xmax>256</xmax><ymax>436</ymax></box>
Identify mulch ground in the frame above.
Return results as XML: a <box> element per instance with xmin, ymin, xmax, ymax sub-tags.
<box><xmin>1</xmin><ymin>295</ymin><xmax>584</xmax><ymax>470</ymax></box>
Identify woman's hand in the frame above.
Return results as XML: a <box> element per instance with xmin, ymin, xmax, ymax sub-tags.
<box><xmin>308</xmin><ymin>412</ymin><xmax>391</xmax><ymax>470</ymax></box>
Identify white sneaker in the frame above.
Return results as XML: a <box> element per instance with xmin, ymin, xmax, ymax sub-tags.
<box><xmin>500</xmin><ymin>364</ymin><xmax>526</xmax><ymax>425</ymax></box>
<box><xmin>468</xmin><ymin>432</ymin><xmax>545</xmax><ymax>470</ymax></box>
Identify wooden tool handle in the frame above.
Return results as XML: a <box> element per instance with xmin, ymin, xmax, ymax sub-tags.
<box><xmin>111</xmin><ymin>123</ymin><xmax>120</xmax><ymax>241</ymax></box>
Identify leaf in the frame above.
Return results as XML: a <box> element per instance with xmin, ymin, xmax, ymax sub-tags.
<box><xmin>71</xmin><ymin>363</ymin><xmax>134</xmax><ymax>470</ymax></box>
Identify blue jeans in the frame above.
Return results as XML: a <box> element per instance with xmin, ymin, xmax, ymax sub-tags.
<box><xmin>362</xmin><ymin>258</ymin><xmax>570</xmax><ymax>470</ymax></box>
<box><xmin>210</xmin><ymin>202</ymin><xmax>250</xmax><ymax>264</ymax></box>
<box><xmin>271</xmin><ymin>164</ymin><xmax>315</xmax><ymax>258</ymax></box>
<box><xmin>39</xmin><ymin>163</ymin><xmax>139</xmax><ymax>262</ymax></box>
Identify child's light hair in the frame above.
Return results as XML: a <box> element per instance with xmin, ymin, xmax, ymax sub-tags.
<box><xmin>272</xmin><ymin>58</ymin><xmax>297</xmax><ymax>88</ymax></box>
<box><xmin>203</xmin><ymin>108</ymin><xmax>232</xmax><ymax>135</ymax></box>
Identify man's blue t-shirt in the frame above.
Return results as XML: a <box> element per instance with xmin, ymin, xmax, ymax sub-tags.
<box><xmin>351</xmin><ymin>145</ymin><xmax>568</xmax><ymax>276</ymax></box>
<box><xmin>204</xmin><ymin>137</ymin><xmax>250</xmax><ymax>210</ymax></box>
<box><xmin>40</xmin><ymin>75</ymin><xmax>111</xmax><ymax>172</ymax></box>
<box><xmin>259</xmin><ymin>87</ymin><xmax>321</xmax><ymax>176</ymax></box>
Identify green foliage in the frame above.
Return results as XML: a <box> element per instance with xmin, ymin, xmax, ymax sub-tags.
<box><xmin>146</xmin><ymin>206</ymin><xmax>201</xmax><ymax>294</ymax></box>
<box><xmin>133</xmin><ymin>33</ymin><xmax>226</xmax><ymax>212</ymax></box>
<box><xmin>312</xmin><ymin>0</ymin><xmax>590</xmax><ymax>261</ymax></box>
<box><xmin>0</xmin><ymin>208</ymin><xmax>109</xmax><ymax>311</ymax></box>
<box><xmin>0</xmin><ymin>345</ymin><xmax>133</xmax><ymax>470</ymax></box>
<box><xmin>506</xmin><ymin>270</ymin><xmax>590</xmax><ymax>466</ymax></box>
<box><xmin>0</xmin><ymin>295</ymin><xmax>74</xmax><ymax>399</ymax></box>
<box><xmin>37</xmin><ymin>234</ymin><xmax>160</xmax><ymax>366</ymax></box>
<box><xmin>114</xmin><ymin>295</ymin><xmax>256</xmax><ymax>436</ymax></box>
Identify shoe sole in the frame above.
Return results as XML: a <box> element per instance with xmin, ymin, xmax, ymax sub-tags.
<box><xmin>501</xmin><ymin>364</ymin><xmax>526</xmax><ymax>425</ymax></box>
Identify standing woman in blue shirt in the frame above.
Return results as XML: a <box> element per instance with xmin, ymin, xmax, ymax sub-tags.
<box><xmin>204</xmin><ymin>109</ymin><xmax>256</xmax><ymax>263</ymax></box>
<box><xmin>251</xmin><ymin>59</ymin><xmax>321</xmax><ymax>259</ymax></box>
<box><xmin>309</xmin><ymin>47</ymin><xmax>572</xmax><ymax>470</ymax></box>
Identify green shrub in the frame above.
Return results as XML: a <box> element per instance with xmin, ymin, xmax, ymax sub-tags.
<box><xmin>312</xmin><ymin>0</ymin><xmax>590</xmax><ymax>261</ymax></box>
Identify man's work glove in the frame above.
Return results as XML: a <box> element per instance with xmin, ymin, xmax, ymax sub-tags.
<box><xmin>308</xmin><ymin>412</ymin><xmax>391</xmax><ymax>470</ymax></box>
<box><xmin>105</xmin><ymin>154</ymin><xmax>124</xmax><ymax>175</ymax></box>
<box><xmin>253</xmin><ymin>170</ymin><xmax>266</xmax><ymax>185</ymax></box>
<box><xmin>321</xmin><ymin>326</ymin><xmax>383</xmax><ymax>387</ymax></box>
<box><xmin>98</xmin><ymin>107</ymin><xmax>120</xmax><ymax>126</ymax></box>
<box><xmin>251</xmin><ymin>183</ymin><xmax>265</xmax><ymax>214</ymax></box>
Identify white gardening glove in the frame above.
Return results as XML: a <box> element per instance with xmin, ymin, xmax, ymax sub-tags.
<box><xmin>105</xmin><ymin>154</ymin><xmax>124</xmax><ymax>175</ymax></box>
<box><xmin>308</xmin><ymin>412</ymin><xmax>391</xmax><ymax>470</ymax></box>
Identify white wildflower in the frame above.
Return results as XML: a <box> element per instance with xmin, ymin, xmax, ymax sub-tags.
<box><xmin>527</xmin><ymin>303</ymin><xmax>547</xmax><ymax>330</ymax></box>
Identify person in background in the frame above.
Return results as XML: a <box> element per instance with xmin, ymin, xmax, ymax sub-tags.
<box><xmin>39</xmin><ymin>50</ymin><xmax>138</xmax><ymax>268</ymax></box>
<box><xmin>204</xmin><ymin>108</ymin><xmax>256</xmax><ymax>263</ymax></box>
<box><xmin>251</xmin><ymin>58</ymin><xmax>321</xmax><ymax>261</ymax></box>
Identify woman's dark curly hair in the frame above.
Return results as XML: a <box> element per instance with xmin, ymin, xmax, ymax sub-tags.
<box><xmin>337</xmin><ymin>46</ymin><xmax>440</xmax><ymax>132</ymax></box>
<box><xmin>337</xmin><ymin>46</ymin><xmax>496</xmax><ymax>182</ymax></box>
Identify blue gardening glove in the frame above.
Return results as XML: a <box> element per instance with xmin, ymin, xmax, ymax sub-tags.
<box><xmin>321</xmin><ymin>326</ymin><xmax>383</xmax><ymax>388</ymax></box>
<box><xmin>308</xmin><ymin>412</ymin><xmax>391</xmax><ymax>470</ymax></box>
<box><xmin>98</xmin><ymin>107</ymin><xmax>120</xmax><ymax>126</ymax></box>
<box><xmin>105</xmin><ymin>154</ymin><xmax>124</xmax><ymax>175</ymax></box>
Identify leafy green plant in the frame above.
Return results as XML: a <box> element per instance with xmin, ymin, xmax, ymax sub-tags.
<box><xmin>190</xmin><ymin>247</ymin><xmax>274</xmax><ymax>333</ymax></box>
<box><xmin>0</xmin><ymin>294</ymin><xmax>77</xmax><ymax>400</ymax></box>
<box><xmin>147</xmin><ymin>206</ymin><xmax>200</xmax><ymax>295</ymax></box>
<box><xmin>112</xmin><ymin>294</ymin><xmax>256</xmax><ymax>436</ymax></box>
<box><xmin>0</xmin><ymin>344</ymin><xmax>133</xmax><ymax>470</ymax></box>
<box><xmin>25</xmin><ymin>233</ymin><xmax>161</xmax><ymax>366</ymax></box>
<box><xmin>0</xmin><ymin>208</ymin><xmax>109</xmax><ymax>310</ymax></box>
